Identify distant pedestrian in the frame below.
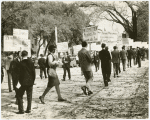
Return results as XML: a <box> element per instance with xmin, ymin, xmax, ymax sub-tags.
<box><xmin>127</xmin><ymin>46</ymin><xmax>133</xmax><ymax>67</ymax></box>
<box><xmin>136</xmin><ymin>47</ymin><xmax>142</xmax><ymax>67</ymax></box>
<box><xmin>17</xmin><ymin>50</ymin><xmax>35</xmax><ymax>114</ymax></box>
<box><xmin>132</xmin><ymin>48</ymin><xmax>137</xmax><ymax>65</ymax></box>
<box><xmin>39</xmin><ymin>45</ymin><xmax>65</xmax><ymax>104</ymax></box>
<box><xmin>38</xmin><ymin>54</ymin><xmax>47</xmax><ymax>79</ymax></box>
<box><xmin>78</xmin><ymin>41</ymin><xmax>93</xmax><ymax>95</ymax></box>
<box><xmin>4</xmin><ymin>53</ymin><xmax>13</xmax><ymax>92</ymax></box>
<box><xmin>99</xmin><ymin>44</ymin><xmax>111</xmax><ymax>87</ymax></box>
<box><xmin>120</xmin><ymin>46</ymin><xmax>128</xmax><ymax>71</ymax></box>
<box><xmin>111</xmin><ymin>46</ymin><xmax>120</xmax><ymax>78</ymax></box>
<box><xmin>62</xmin><ymin>52</ymin><xmax>71</xmax><ymax>81</ymax></box>
<box><xmin>93</xmin><ymin>51</ymin><xmax>99</xmax><ymax>72</ymax></box>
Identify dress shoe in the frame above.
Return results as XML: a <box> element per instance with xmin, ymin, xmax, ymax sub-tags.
<box><xmin>108</xmin><ymin>79</ymin><xmax>111</xmax><ymax>82</ymax></box>
<box><xmin>81</xmin><ymin>86</ymin><xmax>87</xmax><ymax>95</ymax></box>
<box><xmin>58</xmin><ymin>98</ymin><xmax>66</xmax><ymax>102</ymax></box>
<box><xmin>88</xmin><ymin>91</ymin><xmax>93</xmax><ymax>96</ymax></box>
<box><xmin>62</xmin><ymin>79</ymin><xmax>65</xmax><ymax>81</ymax></box>
<box><xmin>17</xmin><ymin>111</ymin><xmax>24</xmax><ymax>114</ymax></box>
<box><xmin>25</xmin><ymin>110</ymin><xmax>31</xmax><ymax>113</ymax></box>
<box><xmin>39</xmin><ymin>96</ymin><xmax>45</xmax><ymax>104</ymax></box>
<box><xmin>9</xmin><ymin>90</ymin><xmax>12</xmax><ymax>92</ymax></box>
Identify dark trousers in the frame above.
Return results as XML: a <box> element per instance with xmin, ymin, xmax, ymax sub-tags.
<box><xmin>63</xmin><ymin>66</ymin><xmax>71</xmax><ymax>80</ymax></box>
<box><xmin>17</xmin><ymin>85</ymin><xmax>33</xmax><ymax>112</ymax></box>
<box><xmin>136</xmin><ymin>57</ymin><xmax>141</xmax><ymax>67</ymax></box>
<box><xmin>40</xmin><ymin>68</ymin><xmax>47</xmax><ymax>79</ymax></box>
<box><xmin>101</xmin><ymin>71</ymin><xmax>109</xmax><ymax>86</ymax></box>
<box><xmin>113</xmin><ymin>63</ymin><xmax>119</xmax><ymax>75</ymax></box>
<box><xmin>127</xmin><ymin>58</ymin><xmax>132</xmax><ymax>67</ymax></box>
<box><xmin>12</xmin><ymin>73</ymin><xmax>19</xmax><ymax>97</ymax></box>
<box><xmin>94</xmin><ymin>62</ymin><xmax>99</xmax><ymax>72</ymax></box>
<box><xmin>133</xmin><ymin>57</ymin><xmax>136</xmax><ymax>65</ymax></box>
<box><xmin>7</xmin><ymin>70</ymin><xmax>12</xmax><ymax>92</ymax></box>
<box><xmin>121</xmin><ymin>59</ymin><xmax>126</xmax><ymax>71</ymax></box>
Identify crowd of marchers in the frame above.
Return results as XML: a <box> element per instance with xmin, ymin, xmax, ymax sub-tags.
<box><xmin>1</xmin><ymin>41</ymin><xmax>148</xmax><ymax>114</ymax></box>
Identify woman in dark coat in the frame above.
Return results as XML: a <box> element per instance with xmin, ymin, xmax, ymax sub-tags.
<box><xmin>39</xmin><ymin>45</ymin><xmax>65</xmax><ymax>104</ymax></box>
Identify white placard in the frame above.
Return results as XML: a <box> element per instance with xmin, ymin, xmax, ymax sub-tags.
<box><xmin>99</xmin><ymin>31</ymin><xmax>118</xmax><ymax>43</ymax></box>
<box><xmin>4</xmin><ymin>35</ymin><xmax>14</xmax><ymax>51</ymax></box>
<box><xmin>13</xmin><ymin>28</ymin><xmax>28</xmax><ymax>40</ymax></box>
<box><xmin>83</xmin><ymin>26</ymin><xmax>98</xmax><ymax>42</ymax></box>
<box><xmin>57</xmin><ymin>42</ymin><xmax>68</xmax><ymax>52</ymax></box>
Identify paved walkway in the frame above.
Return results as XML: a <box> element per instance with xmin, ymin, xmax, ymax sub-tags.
<box><xmin>1</xmin><ymin>60</ymin><xmax>149</xmax><ymax>119</ymax></box>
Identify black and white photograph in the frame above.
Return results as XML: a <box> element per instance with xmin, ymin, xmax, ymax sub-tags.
<box><xmin>1</xmin><ymin>1</ymin><xmax>149</xmax><ymax>119</ymax></box>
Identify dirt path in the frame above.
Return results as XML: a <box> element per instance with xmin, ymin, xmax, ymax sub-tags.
<box><xmin>1</xmin><ymin>60</ymin><xmax>149</xmax><ymax>119</ymax></box>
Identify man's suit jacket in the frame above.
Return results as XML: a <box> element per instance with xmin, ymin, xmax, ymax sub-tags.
<box><xmin>120</xmin><ymin>49</ymin><xmax>128</xmax><ymax>60</ymax></box>
<box><xmin>127</xmin><ymin>50</ymin><xmax>133</xmax><ymax>59</ymax></box>
<box><xmin>78</xmin><ymin>48</ymin><xmax>92</xmax><ymax>71</ymax></box>
<box><xmin>19</xmin><ymin>59</ymin><xmax>35</xmax><ymax>86</ymax></box>
<box><xmin>62</xmin><ymin>55</ymin><xmax>71</xmax><ymax>68</ymax></box>
<box><xmin>132</xmin><ymin>50</ymin><xmax>137</xmax><ymax>59</ymax></box>
<box><xmin>99</xmin><ymin>49</ymin><xmax>111</xmax><ymax>74</ymax></box>
<box><xmin>137</xmin><ymin>49</ymin><xmax>142</xmax><ymax>59</ymax></box>
<box><xmin>111</xmin><ymin>50</ymin><xmax>120</xmax><ymax>63</ymax></box>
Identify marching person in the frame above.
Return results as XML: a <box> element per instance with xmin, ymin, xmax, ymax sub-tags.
<box><xmin>93</xmin><ymin>51</ymin><xmax>99</xmax><ymax>72</ymax></box>
<box><xmin>127</xmin><ymin>46</ymin><xmax>133</xmax><ymax>67</ymax></box>
<box><xmin>78</xmin><ymin>41</ymin><xmax>93</xmax><ymax>95</ymax></box>
<box><xmin>17</xmin><ymin>50</ymin><xmax>35</xmax><ymax>114</ymax></box>
<box><xmin>136</xmin><ymin>47</ymin><xmax>142</xmax><ymax>68</ymax></box>
<box><xmin>9</xmin><ymin>52</ymin><xmax>20</xmax><ymax>104</ymax></box>
<box><xmin>4</xmin><ymin>52</ymin><xmax>13</xmax><ymax>92</ymax></box>
<box><xmin>105</xmin><ymin>46</ymin><xmax>111</xmax><ymax>79</ymax></box>
<box><xmin>38</xmin><ymin>54</ymin><xmax>47</xmax><ymax>79</ymax></box>
<box><xmin>132</xmin><ymin>48</ymin><xmax>137</xmax><ymax>65</ymax></box>
<box><xmin>39</xmin><ymin>45</ymin><xmax>65</xmax><ymax>104</ymax></box>
<box><xmin>62</xmin><ymin>52</ymin><xmax>71</xmax><ymax>81</ymax></box>
<box><xmin>99</xmin><ymin>43</ymin><xmax>111</xmax><ymax>87</ymax></box>
<box><xmin>120</xmin><ymin>46</ymin><xmax>128</xmax><ymax>71</ymax></box>
<box><xmin>111</xmin><ymin>46</ymin><xmax>120</xmax><ymax>78</ymax></box>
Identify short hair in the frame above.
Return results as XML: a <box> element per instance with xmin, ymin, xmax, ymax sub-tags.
<box><xmin>101</xmin><ymin>43</ymin><xmax>106</xmax><ymax>48</ymax></box>
<box><xmin>105</xmin><ymin>46</ymin><xmax>108</xmax><ymax>50</ymax></box>
<box><xmin>122</xmin><ymin>46</ymin><xmax>125</xmax><ymax>49</ymax></box>
<box><xmin>21</xmin><ymin>50</ymin><xmax>28</xmax><ymax>57</ymax></box>
<box><xmin>113</xmin><ymin>46</ymin><xmax>117</xmax><ymax>49</ymax></box>
<box><xmin>48</xmin><ymin>45</ymin><xmax>56</xmax><ymax>52</ymax></box>
<box><xmin>82</xmin><ymin>41</ymin><xmax>87</xmax><ymax>47</ymax></box>
<box><xmin>40</xmin><ymin>54</ymin><xmax>44</xmax><ymax>57</ymax></box>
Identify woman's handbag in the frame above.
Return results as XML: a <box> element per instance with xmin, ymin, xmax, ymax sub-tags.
<box><xmin>48</xmin><ymin>68</ymin><xmax>57</xmax><ymax>77</ymax></box>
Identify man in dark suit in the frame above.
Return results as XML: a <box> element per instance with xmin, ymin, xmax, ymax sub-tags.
<box><xmin>136</xmin><ymin>47</ymin><xmax>142</xmax><ymax>67</ymax></box>
<box><xmin>17</xmin><ymin>50</ymin><xmax>35</xmax><ymax>114</ymax></box>
<box><xmin>127</xmin><ymin>46</ymin><xmax>133</xmax><ymax>67</ymax></box>
<box><xmin>111</xmin><ymin>46</ymin><xmax>120</xmax><ymax>78</ymax></box>
<box><xmin>120</xmin><ymin>46</ymin><xmax>128</xmax><ymax>71</ymax></box>
<box><xmin>99</xmin><ymin>43</ymin><xmax>111</xmax><ymax>87</ymax></box>
<box><xmin>93</xmin><ymin>51</ymin><xmax>99</xmax><ymax>72</ymax></box>
<box><xmin>62</xmin><ymin>52</ymin><xmax>71</xmax><ymax>81</ymax></box>
<box><xmin>78</xmin><ymin>41</ymin><xmax>93</xmax><ymax>95</ymax></box>
<box><xmin>38</xmin><ymin>54</ymin><xmax>47</xmax><ymax>79</ymax></box>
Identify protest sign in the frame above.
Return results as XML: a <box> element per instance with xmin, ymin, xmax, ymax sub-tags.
<box><xmin>99</xmin><ymin>31</ymin><xmax>118</xmax><ymax>43</ymax></box>
<box><xmin>83</xmin><ymin>26</ymin><xmax>98</xmax><ymax>42</ymax></box>
<box><xmin>4</xmin><ymin>35</ymin><xmax>14</xmax><ymax>51</ymax></box>
<box><xmin>57</xmin><ymin>42</ymin><xmax>68</xmax><ymax>52</ymax></box>
<box><xmin>13</xmin><ymin>28</ymin><xmax>28</xmax><ymax>40</ymax></box>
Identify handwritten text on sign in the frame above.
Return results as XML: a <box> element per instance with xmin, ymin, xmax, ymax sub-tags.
<box><xmin>83</xmin><ymin>26</ymin><xmax>98</xmax><ymax>42</ymax></box>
